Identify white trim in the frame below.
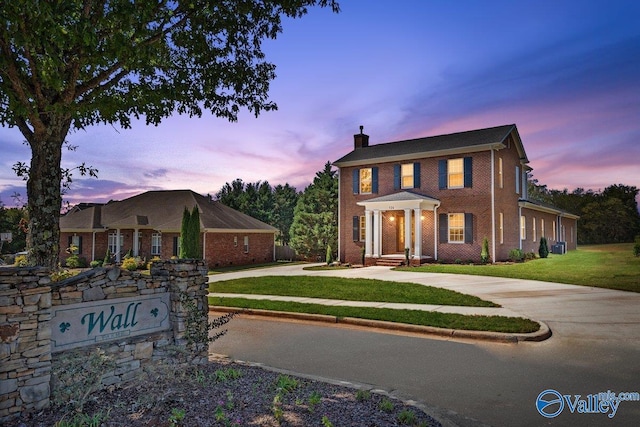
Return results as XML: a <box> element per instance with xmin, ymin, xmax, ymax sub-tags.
<box><xmin>334</xmin><ymin>143</ymin><xmax>505</xmax><ymax>168</ymax></box>
<box><xmin>337</xmin><ymin>172</ymin><xmax>341</xmax><ymax>261</ymax></box>
<box><xmin>490</xmin><ymin>148</ymin><xmax>496</xmax><ymax>263</ymax></box>
<box><xmin>413</xmin><ymin>208</ymin><xmax>422</xmax><ymax>259</ymax></box>
<box><xmin>433</xmin><ymin>205</ymin><xmax>439</xmax><ymax>261</ymax></box>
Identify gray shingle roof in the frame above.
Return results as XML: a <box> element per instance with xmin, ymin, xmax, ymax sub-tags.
<box><xmin>334</xmin><ymin>124</ymin><xmax>524</xmax><ymax>166</ymax></box>
<box><xmin>60</xmin><ymin>190</ymin><xmax>277</xmax><ymax>232</ymax></box>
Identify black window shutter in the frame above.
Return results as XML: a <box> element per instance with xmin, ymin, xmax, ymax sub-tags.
<box><xmin>352</xmin><ymin>169</ymin><xmax>359</xmax><ymax>194</ymax></box>
<box><xmin>439</xmin><ymin>213</ymin><xmax>448</xmax><ymax>243</ymax></box>
<box><xmin>438</xmin><ymin>160</ymin><xmax>447</xmax><ymax>189</ymax></box>
<box><xmin>413</xmin><ymin>162</ymin><xmax>421</xmax><ymax>188</ymax></box>
<box><xmin>68</xmin><ymin>236</ymin><xmax>72</xmax><ymax>249</ymax></box>
<box><xmin>78</xmin><ymin>236</ymin><xmax>83</xmax><ymax>254</ymax></box>
<box><xmin>353</xmin><ymin>216</ymin><xmax>359</xmax><ymax>241</ymax></box>
<box><xmin>393</xmin><ymin>165</ymin><xmax>400</xmax><ymax>190</ymax></box>
<box><xmin>464</xmin><ymin>213</ymin><xmax>473</xmax><ymax>243</ymax></box>
<box><xmin>464</xmin><ymin>157</ymin><xmax>473</xmax><ymax>188</ymax></box>
<box><xmin>172</xmin><ymin>236</ymin><xmax>178</xmax><ymax>256</ymax></box>
<box><xmin>372</xmin><ymin>167</ymin><xmax>379</xmax><ymax>193</ymax></box>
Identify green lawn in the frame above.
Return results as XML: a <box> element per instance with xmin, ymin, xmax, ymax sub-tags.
<box><xmin>210</xmin><ymin>275</ymin><xmax>498</xmax><ymax>307</ymax></box>
<box><xmin>396</xmin><ymin>243</ymin><xmax>640</xmax><ymax>293</ymax></box>
<box><xmin>209</xmin><ymin>297</ymin><xmax>539</xmax><ymax>333</ymax></box>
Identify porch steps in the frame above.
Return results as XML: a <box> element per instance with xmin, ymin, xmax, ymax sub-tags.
<box><xmin>375</xmin><ymin>258</ymin><xmax>406</xmax><ymax>267</ymax></box>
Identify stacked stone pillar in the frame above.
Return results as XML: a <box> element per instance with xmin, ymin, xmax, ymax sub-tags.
<box><xmin>0</xmin><ymin>267</ymin><xmax>52</xmax><ymax>420</ymax></box>
<box><xmin>0</xmin><ymin>260</ymin><xmax>209</xmax><ymax>423</ymax></box>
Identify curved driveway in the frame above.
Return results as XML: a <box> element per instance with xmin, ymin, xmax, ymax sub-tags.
<box><xmin>209</xmin><ymin>264</ymin><xmax>640</xmax><ymax>426</ymax></box>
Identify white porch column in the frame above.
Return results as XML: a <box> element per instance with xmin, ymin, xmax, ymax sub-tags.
<box><xmin>133</xmin><ymin>228</ymin><xmax>139</xmax><ymax>256</ymax></box>
<box><xmin>115</xmin><ymin>228</ymin><xmax>121</xmax><ymax>262</ymax></box>
<box><xmin>433</xmin><ymin>205</ymin><xmax>439</xmax><ymax>260</ymax></box>
<box><xmin>364</xmin><ymin>210</ymin><xmax>373</xmax><ymax>256</ymax></box>
<box><xmin>413</xmin><ymin>208</ymin><xmax>422</xmax><ymax>259</ymax></box>
<box><xmin>372</xmin><ymin>209</ymin><xmax>381</xmax><ymax>257</ymax></box>
<box><xmin>404</xmin><ymin>209</ymin><xmax>412</xmax><ymax>255</ymax></box>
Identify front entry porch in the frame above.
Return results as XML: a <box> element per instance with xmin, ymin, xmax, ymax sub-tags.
<box><xmin>357</xmin><ymin>191</ymin><xmax>441</xmax><ymax>265</ymax></box>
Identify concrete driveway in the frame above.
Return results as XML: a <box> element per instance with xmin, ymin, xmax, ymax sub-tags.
<box><xmin>209</xmin><ymin>264</ymin><xmax>640</xmax><ymax>426</ymax></box>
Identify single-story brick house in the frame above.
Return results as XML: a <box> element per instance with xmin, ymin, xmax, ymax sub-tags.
<box><xmin>333</xmin><ymin>124</ymin><xmax>579</xmax><ymax>265</ymax></box>
<box><xmin>59</xmin><ymin>190</ymin><xmax>277</xmax><ymax>268</ymax></box>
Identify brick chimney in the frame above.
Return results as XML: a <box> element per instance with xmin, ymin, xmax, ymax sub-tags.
<box><xmin>354</xmin><ymin>125</ymin><xmax>369</xmax><ymax>149</ymax></box>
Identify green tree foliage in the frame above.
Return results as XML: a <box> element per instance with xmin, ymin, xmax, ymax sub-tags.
<box><xmin>538</xmin><ymin>236</ymin><xmax>549</xmax><ymax>258</ymax></box>
<box><xmin>0</xmin><ymin>201</ymin><xmax>28</xmax><ymax>254</ymax></box>
<box><xmin>289</xmin><ymin>162</ymin><xmax>338</xmax><ymax>260</ymax></box>
<box><xmin>0</xmin><ymin>1</ymin><xmax>339</xmax><ymax>268</ymax></box>
<box><xmin>180</xmin><ymin>206</ymin><xmax>201</xmax><ymax>259</ymax></box>
<box><xmin>216</xmin><ymin>180</ymin><xmax>299</xmax><ymax>245</ymax></box>
<box><xmin>273</xmin><ymin>184</ymin><xmax>299</xmax><ymax>246</ymax></box>
<box><xmin>528</xmin><ymin>179</ymin><xmax>640</xmax><ymax>244</ymax></box>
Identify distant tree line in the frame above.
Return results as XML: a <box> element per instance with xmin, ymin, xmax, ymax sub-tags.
<box><xmin>215</xmin><ymin>161</ymin><xmax>338</xmax><ymax>260</ymax></box>
<box><xmin>528</xmin><ymin>181</ymin><xmax>640</xmax><ymax>244</ymax></box>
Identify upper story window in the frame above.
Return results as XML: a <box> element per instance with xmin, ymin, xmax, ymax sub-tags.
<box><xmin>515</xmin><ymin>166</ymin><xmax>521</xmax><ymax>195</ymax></box>
<box><xmin>353</xmin><ymin>167</ymin><xmax>378</xmax><ymax>194</ymax></box>
<box><xmin>393</xmin><ymin>163</ymin><xmax>421</xmax><ymax>190</ymax></box>
<box><xmin>448</xmin><ymin>159</ymin><xmax>464</xmax><ymax>188</ymax></box>
<box><xmin>439</xmin><ymin>157</ymin><xmax>472</xmax><ymax>189</ymax></box>
<box><xmin>498</xmin><ymin>157</ymin><xmax>503</xmax><ymax>189</ymax></box>
<box><xmin>402</xmin><ymin>164</ymin><xmax>414</xmax><ymax>188</ymax></box>
<box><xmin>360</xmin><ymin>168</ymin><xmax>372</xmax><ymax>194</ymax></box>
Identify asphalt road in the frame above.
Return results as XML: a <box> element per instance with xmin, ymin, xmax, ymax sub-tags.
<box><xmin>209</xmin><ymin>266</ymin><xmax>640</xmax><ymax>426</ymax></box>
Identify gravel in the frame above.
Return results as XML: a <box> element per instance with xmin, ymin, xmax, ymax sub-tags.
<box><xmin>7</xmin><ymin>358</ymin><xmax>442</xmax><ymax>427</ymax></box>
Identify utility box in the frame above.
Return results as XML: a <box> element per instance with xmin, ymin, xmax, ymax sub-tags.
<box><xmin>551</xmin><ymin>242</ymin><xmax>566</xmax><ymax>254</ymax></box>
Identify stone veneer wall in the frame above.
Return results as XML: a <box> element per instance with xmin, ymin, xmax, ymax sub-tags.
<box><xmin>0</xmin><ymin>260</ymin><xmax>209</xmax><ymax>422</ymax></box>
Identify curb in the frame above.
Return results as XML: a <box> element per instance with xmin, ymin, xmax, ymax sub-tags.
<box><xmin>209</xmin><ymin>306</ymin><xmax>552</xmax><ymax>343</ymax></box>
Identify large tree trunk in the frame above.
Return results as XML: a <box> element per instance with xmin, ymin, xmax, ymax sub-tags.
<box><xmin>25</xmin><ymin>117</ymin><xmax>69</xmax><ymax>269</ymax></box>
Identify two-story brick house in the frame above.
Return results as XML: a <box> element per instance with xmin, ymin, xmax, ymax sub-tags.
<box><xmin>333</xmin><ymin>124</ymin><xmax>578</xmax><ymax>265</ymax></box>
<box><xmin>59</xmin><ymin>190</ymin><xmax>277</xmax><ymax>268</ymax></box>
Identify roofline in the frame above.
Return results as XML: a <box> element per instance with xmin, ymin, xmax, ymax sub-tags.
<box><xmin>334</xmin><ymin>143</ymin><xmax>505</xmax><ymax>168</ymax></box>
<box><xmin>60</xmin><ymin>227</ymin><xmax>277</xmax><ymax>234</ymax></box>
<box><xmin>519</xmin><ymin>200</ymin><xmax>580</xmax><ymax>219</ymax></box>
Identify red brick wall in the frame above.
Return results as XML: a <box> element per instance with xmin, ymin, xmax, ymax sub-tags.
<box><xmin>494</xmin><ymin>139</ymin><xmax>527</xmax><ymax>261</ymax></box>
<box><xmin>60</xmin><ymin>230</ymin><xmax>275</xmax><ymax>268</ymax></box>
<box><xmin>337</xmin><ymin>130</ymin><xmax>574</xmax><ymax>263</ymax></box>
<box><xmin>203</xmin><ymin>232</ymin><xmax>274</xmax><ymax>268</ymax></box>
<box><xmin>340</xmin><ymin>151</ymin><xmax>496</xmax><ymax>263</ymax></box>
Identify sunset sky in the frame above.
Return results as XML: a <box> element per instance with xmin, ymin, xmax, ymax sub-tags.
<box><xmin>1</xmin><ymin>0</ymin><xmax>639</xmax><ymax>207</ymax></box>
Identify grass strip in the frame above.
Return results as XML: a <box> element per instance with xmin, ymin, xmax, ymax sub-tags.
<box><xmin>395</xmin><ymin>243</ymin><xmax>639</xmax><ymax>293</ymax></box>
<box><xmin>210</xmin><ymin>276</ymin><xmax>498</xmax><ymax>307</ymax></box>
<box><xmin>209</xmin><ymin>297</ymin><xmax>539</xmax><ymax>333</ymax></box>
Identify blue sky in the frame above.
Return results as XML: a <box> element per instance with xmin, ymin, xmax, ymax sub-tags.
<box><xmin>1</xmin><ymin>0</ymin><xmax>639</xmax><ymax>206</ymax></box>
